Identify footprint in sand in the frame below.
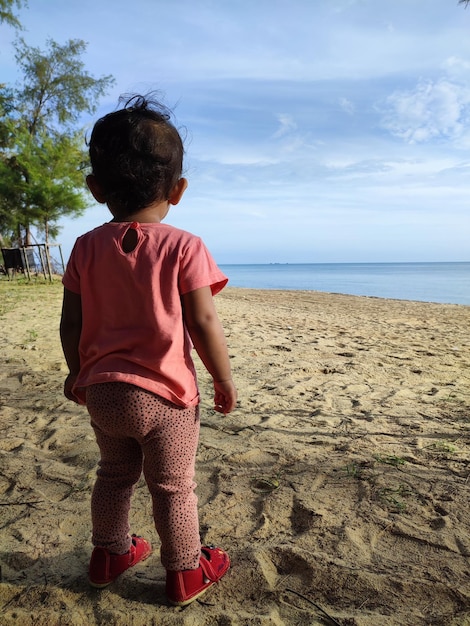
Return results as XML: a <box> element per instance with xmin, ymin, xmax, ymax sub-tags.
<box><xmin>252</xmin><ymin>546</ymin><xmax>315</xmax><ymax>596</ymax></box>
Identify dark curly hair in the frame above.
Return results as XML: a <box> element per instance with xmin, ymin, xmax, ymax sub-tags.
<box><xmin>88</xmin><ymin>94</ymin><xmax>184</xmax><ymax>219</ymax></box>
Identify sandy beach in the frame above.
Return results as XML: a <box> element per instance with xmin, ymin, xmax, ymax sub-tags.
<box><xmin>0</xmin><ymin>280</ymin><xmax>469</xmax><ymax>626</ymax></box>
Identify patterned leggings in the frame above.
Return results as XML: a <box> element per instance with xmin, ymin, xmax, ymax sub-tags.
<box><xmin>86</xmin><ymin>382</ymin><xmax>201</xmax><ymax>571</ymax></box>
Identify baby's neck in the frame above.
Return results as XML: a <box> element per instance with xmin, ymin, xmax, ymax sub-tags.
<box><xmin>111</xmin><ymin>201</ymin><xmax>170</xmax><ymax>223</ymax></box>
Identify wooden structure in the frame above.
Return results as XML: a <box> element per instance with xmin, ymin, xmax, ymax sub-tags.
<box><xmin>1</xmin><ymin>243</ymin><xmax>65</xmax><ymax>281</ymax></box>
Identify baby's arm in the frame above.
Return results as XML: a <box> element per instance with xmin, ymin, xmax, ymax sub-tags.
<box><xmin>60</xmin><ymin>288</ymin><xmax>82</xmax><ymax>402</ymax></box>
<box><xmin>182</xmin><ymin>286</ymin><xmax>237</xmax><ymax>414</ymax></box>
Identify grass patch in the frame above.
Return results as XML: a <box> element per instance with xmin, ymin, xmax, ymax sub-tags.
<box><xmin>425</xmin><ymin>440</ymin><xmax>457</xmax><ymax>454</ymax></box>
<box><xmin>374</xmin><ymin>454</ymin><xmax>406</xmax><ymax>467</ymax></box>
<box><xmin>0</xmin><ymin>278</ymin><xmax>63</xmax><ymax>318</ymax></box>
<box><xmin>342</xmin><ymin>462</ymin><xmax>368</xmax><ymax>479</ymax></box>
<box><xmin>341</xmin><ymin>456</ymin><xmax>414</xmax><ymax>514</ymax></box>
<box><xmin>376</xmin><ymin>484</ymin><xmax>412</xmax><ymax>512</ymax></box>
<box><xmin>25</xmin><ymin>329</ymin><xmax>39</xmax><ymax>342</ymax></box>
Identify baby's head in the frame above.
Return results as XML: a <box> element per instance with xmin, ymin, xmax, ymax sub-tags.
<box><xmin>88</xmin><ymin>95</ymin><xmax>184</xmax><ymax>219</ymax></box>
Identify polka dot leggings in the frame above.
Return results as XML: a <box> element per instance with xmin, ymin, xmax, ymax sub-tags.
<box><xmin>86</xmin><ymin>382</ymin><xmax>201</xmax><ymax>571</ymax></box>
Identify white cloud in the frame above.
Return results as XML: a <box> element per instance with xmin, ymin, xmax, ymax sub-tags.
<box><xmin>380</xmin><ymin>78</ymin><xmax>470</xmax><ymax>144</ymax></box>
<box><xmin>442</xmin><ymin>56</ymin><xmax>470</xmax><ymax>75</ymax></box>
<box><xmin>339</xmin><ymin>97</ymin><xmax>355</xmax><ymax>115</ymax></box>
<box><xmin>272</xmin><ymin>114</ymin><xmax>297</xmax><ymax>139</ymax></box>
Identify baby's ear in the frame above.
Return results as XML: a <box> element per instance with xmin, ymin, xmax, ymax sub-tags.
<box><xmin>169</xmin><ymin>178</ymin><xmax>188</xmax><ymax>205</ymax></box>
<box><xmin>86</xmin><ymin>175</ymin><xmax>107</xmax><ymax>204</ymax></box>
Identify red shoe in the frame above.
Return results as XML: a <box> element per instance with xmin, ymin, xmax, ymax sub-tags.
<box><xmin>166</xmin><ymin>546</ymin><xmax>230</xmax><ymax>606</ymax></box>
<box><xmin>88</xmin><ymin>535</ymin><xmax>152</xmax><ymax>588</ymax></box>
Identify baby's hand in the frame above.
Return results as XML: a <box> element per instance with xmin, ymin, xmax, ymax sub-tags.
<box><xmin>64</xmin><ymin>373</ymin><xmax>79</xmax><ymax>403</ymax></box>
<box><xmin>213</xmin><ymin>379</ymin><xmax>237</xmax><ymax>414</ymax></box>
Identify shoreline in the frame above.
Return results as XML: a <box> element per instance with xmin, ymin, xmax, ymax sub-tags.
<box><xmin>226</xmin><ymin>284</ymin><xmax>470</xmax><ymax>307</ymax></box>
<box><xmin>1</xmin><ymin>276</ymin><xmax>469</xmax><ymax>307</ymax></box>
<box><xmin>1</xmin><ymin>282</ymin><xmax>469</xmax><ymax>625</ymax></box>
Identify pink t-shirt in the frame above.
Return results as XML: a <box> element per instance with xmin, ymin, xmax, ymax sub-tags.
<box><xmin>62</xmin><ymin>221</ymin><xmax>228</xmax><ymax>407</ymax></box>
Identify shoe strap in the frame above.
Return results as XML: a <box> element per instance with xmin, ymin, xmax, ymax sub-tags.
<box><xmin>199</xmin><ymin>552</ymin><xmax>219</xmax><ymax>581</ymax></box>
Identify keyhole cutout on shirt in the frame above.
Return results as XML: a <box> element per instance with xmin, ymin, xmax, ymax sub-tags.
<box><xmin>121</xmin><ymin>226</ymin><xmax>139</xmax><ymax>253</ymax></box>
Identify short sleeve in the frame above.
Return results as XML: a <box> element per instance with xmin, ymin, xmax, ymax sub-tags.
<box><xmin>178</xmin><ymin>237</ymin><xmax>228</xmax><ymax>296</ymax></box>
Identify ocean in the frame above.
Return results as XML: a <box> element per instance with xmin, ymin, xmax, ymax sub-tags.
<box><xmin>219</xmin><ymin>262</ymin><xmax>470</xmax><ymax>306</ymax></box>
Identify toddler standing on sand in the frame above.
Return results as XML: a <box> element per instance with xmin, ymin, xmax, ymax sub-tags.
<box><xmin>60</xmin><ymin>95</ymin><xmax>237</xmax><ymax>606</ymax></box>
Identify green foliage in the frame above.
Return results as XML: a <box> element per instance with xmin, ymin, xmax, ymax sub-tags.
<box><xmin>13</xmin><ymin>38</ymin><xmax>114</xmax><ymax>135</ymax></box>
<box><xmin>2</xmin><ymin>123</ymin><xmax>88</xmax><ymax>241</ymax></box>
<box><xmin>0</xmin><ymin>0</ymin><xmax>26</xmax><ymax>29</ymax></box>
<box><xmin>0</xmin><ymin>37</ymin><xmax>115</xmax><ymax>245</ymax></box>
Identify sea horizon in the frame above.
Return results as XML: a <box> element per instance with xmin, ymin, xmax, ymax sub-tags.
<box><xmin>219</xmin><ymin>261</ymin><xmax>470</xmax><ymax>306</ymax></box>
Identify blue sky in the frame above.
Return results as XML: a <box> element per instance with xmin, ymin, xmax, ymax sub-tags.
<box><xmin>1</xmin><ymin>0</ymin><xmax>470</xmax><ymax>264</ymax></box>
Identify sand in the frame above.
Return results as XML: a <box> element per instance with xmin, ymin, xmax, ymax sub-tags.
<box><xmin>0</xmin><ymin>280</ymin><xmax>469</xmax><ymax>626</ymax></box>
